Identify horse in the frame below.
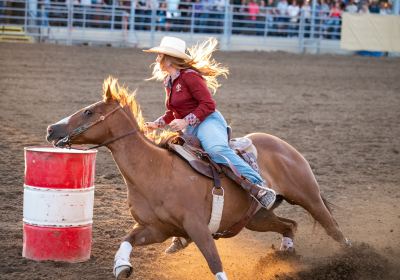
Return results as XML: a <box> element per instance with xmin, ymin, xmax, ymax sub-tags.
<box><xmin>46</xmin><ymin>78</ymin><xmax>350</xmax><ymax>280</ymax></box>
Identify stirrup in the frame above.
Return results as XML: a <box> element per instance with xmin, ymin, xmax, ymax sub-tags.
<box><xmin>255</xmin><ymin>186</ymin><xmax>276</xmax><ymax>210</ymax></box>
<box><xmin>164</xmin><ymin>237</ymin><xmax>189</xmax><ymax>254</ymax></box>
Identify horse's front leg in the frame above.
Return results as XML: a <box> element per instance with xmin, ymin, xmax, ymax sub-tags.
<box><xmin>184</xmin><ymin>219</ymin><xmax>228</xmax><ymax>280</ymax></box>
<box><xmin>113</xmin><ymin>224</ymin><xmax>166</xmax><ymax>279</ymax></box>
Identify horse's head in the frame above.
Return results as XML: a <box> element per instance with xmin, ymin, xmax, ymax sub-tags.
<box><xmin>47</xmin><ymin>78</ymin><xmax>141</xmax><ymax>148</ymax></box>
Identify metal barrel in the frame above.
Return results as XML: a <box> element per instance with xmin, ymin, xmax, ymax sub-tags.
<box><xmin>22</xmin><ymin>147</ymin><xmax>97</xmax><ymax>262</ymax></box>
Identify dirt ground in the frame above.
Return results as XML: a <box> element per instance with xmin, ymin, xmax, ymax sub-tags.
<box><xmin>0</xmin><ymin>42</ymin><xmax>399</xmax><ymax>280</ymax></box>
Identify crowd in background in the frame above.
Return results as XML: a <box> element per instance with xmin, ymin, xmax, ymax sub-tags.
<box><xmin>1</xmin><ymin>0</ymin><xmax>397</xmax><ymax>38</ymax></box>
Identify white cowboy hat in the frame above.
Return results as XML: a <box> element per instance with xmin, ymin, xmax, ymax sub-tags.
<box><xmin>143</xmin><ymin>36</ymin><xmax>191</xmax><ymax>60</ymax></box>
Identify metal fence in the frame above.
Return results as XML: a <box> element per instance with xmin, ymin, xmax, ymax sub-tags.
<box><xmin>0</xmin><ymin>0</ymin><xmax>353</xmax><ymax>52</ymax></box>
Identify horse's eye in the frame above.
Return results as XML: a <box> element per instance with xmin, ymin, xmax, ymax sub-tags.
<box><xmin>84</xmin><ymin>109</ymin><xmax>93</xmax><ymax>116</ymax></box>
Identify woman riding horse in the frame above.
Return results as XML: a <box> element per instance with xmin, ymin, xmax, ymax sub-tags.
<box><xmin>143</xmin><ymin>36</ymin><xmax>277</xmax><ymax>254</ymax></box>
<box><xmin>46</xmin><ymin>38</ymin><xmax>350</xmax><ymax>280</ymax></box>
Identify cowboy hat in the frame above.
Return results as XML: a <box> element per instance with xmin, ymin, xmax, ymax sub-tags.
<box><xmin>143</xmin><ymin>36</ymin><xmax>191</xmax><ymax>60</ymax></box>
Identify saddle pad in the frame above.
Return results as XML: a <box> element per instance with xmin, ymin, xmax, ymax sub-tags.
<box><xmin>168</xmin><ymin>144</ymin><xmax>214</xmax><ymax>179</ymax></box>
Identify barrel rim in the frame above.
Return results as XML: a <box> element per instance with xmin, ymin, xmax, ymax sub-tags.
<box><xmin>23</xmin><ymin>219</ymin><xmax>93</xmax><ymax>227</ymax></box>
<box><xmin>24</xmin><ymin>146</ymin><xmax>97</xmax><ymax>154</ymax></box>
<box><xmin>24</xmin><ymin>184</ymin><xmax>95</xmax><ymax>192</ymax></box>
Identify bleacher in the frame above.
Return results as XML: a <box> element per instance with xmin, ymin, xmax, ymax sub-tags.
<box><xmin>0</xmin><ymin>25</ymin><xmax>34</xmax><ymax>43</ymax></box>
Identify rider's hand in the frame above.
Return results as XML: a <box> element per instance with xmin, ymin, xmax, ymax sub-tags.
<box><xmin>145</xmin><ymin>122</ymin><xmax>158</xmax><ymax>131</ymax></box>
<box><xmin>169</xmin><ymin>119</ymin><xmax>188</xmax><ymax>132</ymax></box>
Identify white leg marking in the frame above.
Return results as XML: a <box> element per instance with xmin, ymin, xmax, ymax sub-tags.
<box><xmin>280</xmin><ymin>237</ymin><xmax>294</xmax><ymax>251</ymax></box>
<box><xmin>215</xmin><ymin>272</ymin><xmax>228</xmax><ymax>280</ymax></box>
<box><xmin>113</xmin><ymin>241</ymin><xmax>133</xmax><ymax>278</ymax></box>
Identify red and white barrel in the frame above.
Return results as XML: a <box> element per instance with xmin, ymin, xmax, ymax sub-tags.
<box><xmin>23</xmin><ymin>147</ymin><xmax>97</xmax><ymax>262</ymax></box>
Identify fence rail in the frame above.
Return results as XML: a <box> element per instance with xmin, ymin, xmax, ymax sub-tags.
<box><xmin>0</xmin><ymin>0</ymin><xmax>355</xmax><ymax>52</ymax></box>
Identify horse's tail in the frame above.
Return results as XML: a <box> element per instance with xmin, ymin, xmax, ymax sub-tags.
<box><xmin>322</xmin><ymin>195</ymin><xmax>334</xmax><ymax>214</ymax></box>
<box><xmin>312</xmin><ymin>194</ymin><xmax>338</xmax><ymax>231</ymax></box>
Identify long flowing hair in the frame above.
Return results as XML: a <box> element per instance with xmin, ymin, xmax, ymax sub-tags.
<box><xmin>103</xmin><ymin>77</ymin><xmax>178</xmax><ymax>145</ymax></box>
<box><xmin>148</xmin><ymin>38</ymin><xmax>229</xmax><ymax>93</ymax></box>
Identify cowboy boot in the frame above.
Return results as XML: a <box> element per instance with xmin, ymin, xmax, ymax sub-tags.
<box><xmin>164</xmin><ymin>237</ymin><xmax>191</xmax><ymax>254</ymax></box>
<box><xmin>247</xmin><ymin>182</ymin><xmax>276</xmax><ymax>210</ymax></box>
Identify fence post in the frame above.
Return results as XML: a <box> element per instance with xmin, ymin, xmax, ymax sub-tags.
<box><xmin>310</xmin><ymin>0</ymin><xmax>316</xmax><ymax>39</ymax></box>
<box><xmin>264</xmin><ymin>10</ymin><xmax>269</xmax><ymax>38</ymax></box>
<box><xmin>67</xmin><ymin>0</ymin><xmax>72</xmax><ymax>45</ymax></box>
<box><xmin>111</xmin><ymin>0</ymin><xmax>115</xmax><ymax>30</ymax></box>
<box><xmin>39</xmin><ymin>5</ymin><xmax>44</xmax><ymax>41</ymax></box>
<box><xmin>130</xmin><ymin>0</ymin><xmax>136</xmax><ymax>32</ymax></box>
<box><xmin>24</xmin><ymin>0</ymin><xmax>28</xmax><ymax>31</ymax></box>
<box><xmin>150</xmin><ymin>4</ymin><xmax>156</xmax><ymax>47</ymax></box>
<box><xmin>298</xmin><ymin>10</ymin><xmax>305</xmax><ymax>53</ymax></box>
<box><xmin>393</xmin><ymin>0</ymin><xmax>399</xmax><ymax>15</ymax></box>
<box><xmin>190</xmin><ymin>5</ymin><xmax>195</xmax><ymax>35</ymax></box>
<box><xmin>220</xmin><ymin>2</ymin><xmax>229</xmax><ymax>50</ymax></box>
<box><xmin>71</xmin><ymin>2</ymin><xmax>74</xmax><ymax>29</ymax></box>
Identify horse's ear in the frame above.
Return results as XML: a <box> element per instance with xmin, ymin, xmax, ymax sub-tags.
<box><xmin>105</xmin><ymin>85</ymin><xmax>112</xmax><ymax>102</ymax></box>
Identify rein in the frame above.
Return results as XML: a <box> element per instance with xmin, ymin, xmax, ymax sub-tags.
<box><xmin>57</xmin><ymin>105</ymin><xmax>137</xmax><ymax>150</ymax></box>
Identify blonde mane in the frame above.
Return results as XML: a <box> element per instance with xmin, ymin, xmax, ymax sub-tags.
<box><xmin>102</xmin><ymin>77</ymin><xmax>178</xmax><ymax>145</ymax></box>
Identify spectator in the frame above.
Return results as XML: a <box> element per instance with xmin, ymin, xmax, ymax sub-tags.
<box><xmin>358</xmin><ymin>1</ymin><xmax>370</xmax><ymax>13</ymax></box>
<box><xmin>266</xmin><ymin>0</ymin><xmax>276</xmax><ymax>35</ymax></box>
<box><xmin>301</xmin><ymin>0</ymin><xmax>311</xmax><ymax>19</ymax></box>
<box><xmin>257</xmin><ymin>0</ymin><xmax>267</xmax><ymax>35</ymax></box>
<box><xmin>260</xmin><ymin>0</ymin><xmax>276</xmax><ymax>35</ymax></box>
<box><xmin>301</xmin><ymin>0</ymin><xmax>312</xmax><ymax>37</ymax></box>
<box><xmin>247</xmin><ymin>0</ymin><xmax>260</xmax><ymax>34</ymax></box>
<box><xmin>369</xmin><ymin>0</ymin><xmax>380</xmax><ymax>13</ymax></box>
<box><xmin>37</xmin><ymin>0</ymin><xmax>50</xmax><ymax>26</ymax></box>
<box><xmin>178</xmin><ymin>0</ymin><xmax>193</xmax><ymax>32</ymax></box>
<box><xmin>233</xmin><ymin>0</ymin><xmax>247</xmax><ymax>34</ymax></box>
<box><xmin>193</xmin><ymin>0</ymin><xmax>206</xmax><ymax>32</ymax></box>
<box><xmin>316</xmin><ymin>0</ymin><xmax>330</xmax><ymax>38</ymax></box>
<box><xmin>116</xmin><ymin>0</ymin><xmax>130</xmax><ymax>30</ymax></box>
<box><xmin>156</xmin><ymin>1</ymin><xmax>167</xmax><ymax>31</ymax></box>
<box><xmin>92</xmin><ymin>0</ymin><xmax>105</xmax><ymax>28</ymax></box>
<box><xmin>287</xmin><ymin>0</ymin><xmax>300</xmax><ymax>36</ymax></box>
<box><xmin>136</xmin><ymin>0</ymin><xmax>152</xmax><ymax>30</ymax></box>
<box><xmin>327</xmin><ymin>1</ymin><xmax>342</xmax><ymax>39</ymax></box>
<box><xmin>379</xmin><ymin>1</ymin><xmax>392</xmax><ymax>14</ymax></box>
<box><xmin>275</xmin><ymin>0</ymin><xmax>289</xmax><ymax>36</ymax></box>
<box><xmin>81</xmin><ymin>0</ymin><xmax>92</xmax><ymax>27</ymax></box>
<box><xmin>197</xmin><ymin>0</ymin><xmax>211</xmax><ymax>33</ymax></box>
<box><xmin>212</xmin><ymin>0</ymin><xmax>226</xmax><ymax>33</ymax></box>
<box><xmin>248</xmin><ymin>0</ymin><xmax>260</xmax><ymax>21</ymax></box>
<box><xmin>345</xmin><ymin>0</ymin><xmax>358</xmax><ymax>13</ymax></box>
<box><xmin>166</xmin><ymin>0</ymin><xmax>181</xmax><ymax>31</ymax></box>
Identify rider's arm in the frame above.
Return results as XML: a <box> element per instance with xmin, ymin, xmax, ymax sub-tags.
<box><xmin>182</xmin><ymin>72</ymin><xmax>216</xmax><ymax>126</ymax></box>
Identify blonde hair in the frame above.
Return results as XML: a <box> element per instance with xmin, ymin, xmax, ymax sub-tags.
<box><xmin>103</xmin><ymin>77</ymin><xmax>178</xmax><ymax>145</ymax></box>
<box><xmin>148</xmin><ymin>38</ymin><xmax>229</xmax><ymax>93</ymax></box>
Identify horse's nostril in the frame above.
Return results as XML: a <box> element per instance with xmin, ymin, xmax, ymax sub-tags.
<box><xmin>47</xmin><ymin>126</ymin><xmax>53</xmax><ymax>135</ymax></box>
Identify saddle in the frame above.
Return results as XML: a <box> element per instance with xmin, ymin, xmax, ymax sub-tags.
<box><xmin>166</xmin><ymin>127</ymin><xmax>260</xmax><ymax>239</ymax></box>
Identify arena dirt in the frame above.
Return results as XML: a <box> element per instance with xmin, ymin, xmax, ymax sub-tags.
<box><xmin>0</xmin><ymin>43</ymin><xmax>399</xmax><ymax>280</ymax></box>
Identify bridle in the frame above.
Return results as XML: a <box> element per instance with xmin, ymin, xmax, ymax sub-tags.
<box><xmin>56</xmin><ymin>105</ymin><xmax>137</xmax><ymax>150</ymax></box>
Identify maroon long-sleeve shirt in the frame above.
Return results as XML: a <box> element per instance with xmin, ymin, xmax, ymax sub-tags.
<box><xmin>156</xmin><ymin>69</ymin><xmax>216</xmax><ymax>126</ymax></box>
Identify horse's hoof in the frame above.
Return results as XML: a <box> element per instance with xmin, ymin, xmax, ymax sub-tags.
<box><xmin>344</xmin><ymin>238</ymin><xmax>352</xmax><ymax>248</ymax></box>
<box><xmin>114</xmin><ymin>265</ymin><xmax>132</xmax><ymax>280</ymax></box>
<box><xmin>164</xmin><ymin>237</ymin><xmax>190</xmax><ymax>254</ymax></box>
<box><xmin>279</xmin><ymin>237</ymin><xmax>295</xmax><ymax>253</ymax></box>
<box><xmin>282</xmin><ymin>247</ymin><xmax>296</xmax><ymax>254</ymax></box>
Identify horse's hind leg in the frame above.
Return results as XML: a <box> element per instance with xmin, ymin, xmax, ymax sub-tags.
<box><xmin>113</xmin><ymin>224</ymin><xmax>167</xmax><ymax>279</ymax></box>
<box><xmin>246</xmin><ymin>209</ymin><xmax>297</xmax><ymax>251</ymax></box>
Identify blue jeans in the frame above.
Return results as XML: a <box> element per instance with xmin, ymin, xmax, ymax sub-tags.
<box><xmin>185</xmin><ymin>111</ymin><xmax>263</xmax><ymax>184</ymax></box>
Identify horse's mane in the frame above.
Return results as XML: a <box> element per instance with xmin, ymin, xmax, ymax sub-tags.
<box><xmin>102</xmin><ymin>77</ymin><xmax>178</xmax><ymax>145</ymax></box>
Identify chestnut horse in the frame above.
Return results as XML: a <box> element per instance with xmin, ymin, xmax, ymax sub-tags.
<box><xmin>47</xmin><ymin>78</ymin><xmax>349</xmax><ymax>280</ymax></box>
